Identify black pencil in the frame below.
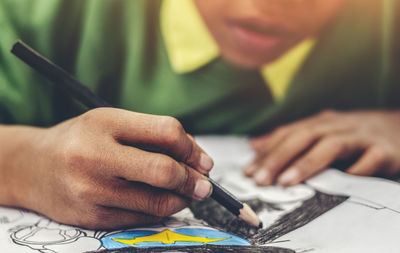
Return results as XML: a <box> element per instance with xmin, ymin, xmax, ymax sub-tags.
<box><xmin>10</xmin><ymin>40</ymin><xmax>262</xmax><ymax>228</ymax></box>
<box><xmin>208</xmin><ymin>178</ymin><xmax>262</xmax><ymax>228</ymax></box>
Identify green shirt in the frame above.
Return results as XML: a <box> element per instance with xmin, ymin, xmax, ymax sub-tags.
<box><xmin>0</xmin><ymin>0</ymin><xmax>399</xmax><ymax>135</ymax></box>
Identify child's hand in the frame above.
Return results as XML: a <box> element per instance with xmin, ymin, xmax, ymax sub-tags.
<box><xmin>1</xmin><ymin>108</ymin><xmax>213</xmax><ymax>229</ymax></box>
<box><xmin>245</xmin><ymin>110</ymin><xmax>400</xmax><ymax>186</ymax></box>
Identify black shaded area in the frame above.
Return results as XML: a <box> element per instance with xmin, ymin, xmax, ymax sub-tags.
<box><xmin>251</xmin><ymin>191</ymin><xmax>348</xmax><ymax>244</ymax></box>
<box><xmin>96</xmin><ymin>245</ymin><xmax>294</xmax><ymax>253</ymax></box>
<box><xmin>190</xmin><ymin>198</ymin><xmax>283</xmax><ymax>239</ymax></box>
<box><xmin>94</xmin><ymin>190</ymin><xmax>347</xmax><ymax>253</ymax></box>
<box><xmin>190</xmin><ymin>190</ymin><xmax>348</xmax><ymax>244</ymax></box>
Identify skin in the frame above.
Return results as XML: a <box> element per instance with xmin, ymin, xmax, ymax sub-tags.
<box><xmin>246</xmin><ymin>110</ymin><xmax>400</xmax><ymax>186</ymax></box>
<box><xmin>195</xmin><ymin>0</ymin><xmax>400</xmax><ymax>185</ymax></box>
<box><xmin>194</xmin><ymin>0</ymin><xmax>347</xmax><ymax>68</ymax></box>
<box><xmin>0</xmin><ymin>0</ymin><xmax>399</xmax><ymax>229</ymax></box>
<box><xmin>0</xmin><ymin>109</ymin><xmax>214</xmax><ymax>229</ymax></box>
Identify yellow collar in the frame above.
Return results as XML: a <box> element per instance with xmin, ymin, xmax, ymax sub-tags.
<box><xmin>161</xmin><ymin>0</ymin><xmax>315</xmax><ymax>101</ymax></box>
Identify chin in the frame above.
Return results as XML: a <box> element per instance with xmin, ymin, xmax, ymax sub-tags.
<box><xmin>221</xmin><ymin>50</ymin><xmax>282</xmax><ymax>69</ymax></box>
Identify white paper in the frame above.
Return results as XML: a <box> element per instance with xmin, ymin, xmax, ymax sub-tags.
<box><xmin>0</xmin><ymin>136</ymin><xmax>399</xmax><ymax>252</ymax></box>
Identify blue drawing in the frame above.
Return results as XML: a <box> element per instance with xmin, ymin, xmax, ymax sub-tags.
<box><xmin>101</xmin><ymin>228</ymin><xmax>250</xmax><ymax>249</ymax></box>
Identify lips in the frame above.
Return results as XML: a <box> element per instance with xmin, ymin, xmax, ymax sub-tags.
<box><xmin>228</xmin><ymin>18</ymin><xmax>285</xmax><ymax>52</ymax></box>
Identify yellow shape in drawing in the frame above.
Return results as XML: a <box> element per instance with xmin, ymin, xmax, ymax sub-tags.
<box><xmin>112</xmin><ymin>229</ymin><xmax>229</xmax><ymax>245</ymax></box>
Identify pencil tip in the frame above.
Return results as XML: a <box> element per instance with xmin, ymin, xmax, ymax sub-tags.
<box><xmin>239</xmin><ymin>203</ymin><xmax>262</xmax><ymax>228</ymax></box>
<box><xmin>258</xmin><ymin>222</ymin><xmax>263</xmax><ymax>229</ymax></box>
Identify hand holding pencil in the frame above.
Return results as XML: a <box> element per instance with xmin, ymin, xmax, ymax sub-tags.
<box><xmin>1</xmin><ymin>107</ymin><xmax>215</xmax><ymax>229</ymax></box>
<box><xmin>8</xmin><ymin>41</ymin><xmax>261</xmax><ymax>229</ymax></box>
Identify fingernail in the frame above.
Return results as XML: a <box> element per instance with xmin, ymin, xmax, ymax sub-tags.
<box><xmin>200</xmin><ymin>153</ymin><xmax>214</xmax><ymax>171</ymax></box>
<box><xmin>278</xmin><ymin>169</ymin><xmax>300</xmax><ymax>186</ymax></box>
<box><xmin>244</xmin><ymin>164</ymin><xmax>257</xmax><ymax>176</ymax></box>
<box><xmin>254</xmin><ymin>169</ymin><xmax>271</xmax><ymax>185</ymax></box>
<box><xmin>194</xmin><ymin>179</ymin><xmax>213</xmax><ymax>201</ymax></box>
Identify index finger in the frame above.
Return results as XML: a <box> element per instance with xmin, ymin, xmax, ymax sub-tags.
<box><xmin>109</xmin><ymin>144</ymin><xmax>213</xmax><ymax>201</ymax></box>
<box><xmin>105</xmin><ymin>109</ymin><xmax>214</xmax><ymax>173</ymax></box>
<box><xmin>251</xmin><ymin>110</ymin><xmax>341</xmax><ymax>153</ymax></box>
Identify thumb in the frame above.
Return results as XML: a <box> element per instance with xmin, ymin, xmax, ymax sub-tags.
<box><xmin>174</xmin><ymin>162</ymin><xmax>213</xmax><ymax>201</ymax></box>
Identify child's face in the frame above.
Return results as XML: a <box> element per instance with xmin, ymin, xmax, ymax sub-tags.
<box><xmin>194</xmin><ymin>0</ymin><xmax>346</xmax><ymax>68</ymax></box>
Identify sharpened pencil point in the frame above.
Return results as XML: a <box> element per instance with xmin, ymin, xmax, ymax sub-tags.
<box><xmin>239</xmin><ymin>203</ymin><xmax>262</xmax><ymax>228</ymax></box>
<box><xmin>258</xmin><ymin>222</ymin><xmax>263</xmax><ymax>229</ymax></box>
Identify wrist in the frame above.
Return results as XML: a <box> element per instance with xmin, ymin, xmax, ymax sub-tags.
<box><xmin>0</xmin><ymin>125</ymin><xmax>45</xmax><ymax>208</ymax></box>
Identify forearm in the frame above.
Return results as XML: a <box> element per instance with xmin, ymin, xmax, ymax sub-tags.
<box><xmin>0</xmin><ymin>124</ymin><xmax>44</xmax><ymax>207</ymax></box>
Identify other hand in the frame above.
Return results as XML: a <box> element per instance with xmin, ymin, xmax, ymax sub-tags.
<box><xmin>244</xmin><ymin>110</ymin><xmax>400</xmax><ymax>186</ymax></box>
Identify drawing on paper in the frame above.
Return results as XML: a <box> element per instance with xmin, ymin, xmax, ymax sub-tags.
<box><xmin>3</xmin><ymin>137</ymin><xmax>400</xmax><ymax>252</ymax></box>
<box><xmin>190</xmin><ymin>189</ymin><xmax>348</xmax><ymax>244</ymax></box>
<box><xmin>5</xmin><ymin>183</ymin><xmax>347</xmax><ymax>253</ymax></box>
<box><xmin>8</xmin><ymin>218</ymin><xmax>103</xmax><ymax>253</ymax></box>
<box><xmin>101</xmin><ymin>228</ymin><xmax>249</xmax><ymax>248</ymax></box>
<box><xmin>0</xmin><ymin>207</ymin><xmax>24</xmax><ymax>224</ymax></box>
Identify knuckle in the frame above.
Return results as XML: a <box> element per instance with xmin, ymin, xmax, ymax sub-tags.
<box><xmin>319</xmin><ymin>109</ymin><xmax>338</xmax><ymax>119</ymax></box>
<box><xmin>263</xmin><ymin>159</ymin><xmax>279</xmax><ymax>172</ymax></box>
<box><xmin>63</xmin><ymin>147</ymin><xmax>85</xmax><ymax>169</ymax></box>
<box><xmin>371</xmin><ymin>147</ymin><xmax>389</xmax><ymax>165</ymax></box>
<box><xmin>163</xmin><ymin>116</ymin><xmax>183</xmax><ymax>131</ymax></box>
<box><xmin>69</xmin><ymin>181</ymin><xmax>96</xmax><ymax>203</ymax></box>
<box><xmin>150</xmin><ymin>157</ymin><xmax>177</xmax><ymax>188</ymax></box>
<box><xmin>182</xmin><ymin>140</ymin><xmax>195</xmax><ymax>163</ymax></box>
<box><xmin>297</xmin><ymin>129</ymin><xmax>314</xmax><ymax>139</ymax></box>
<box><xmin>135</xmin><ymin>191</ymin><xmax>150</xmax><ymax>211</ymax></box>
<box><xmin>79</xmin><ymin>108</ymin><xmax>115</xmax><ymax>130</ymax></box>
<box><xmin>259</xmin><ymin>156</ymin><xmax>281</xmax><ymax>173</ymax></box>
<box><xmin>149</xmin><ymin>194</ymin><xmax>174</xmax><ymax>217</ymax></box>
<box><xmin>296</xmin><ymin>157</ymin><xmax>316</xmax><ymax>169</ymax></box>
<box><xmin>324</xmin><ymin>136</ymin><xmax>343</xmax><ymax>148</ymax></box>
<box><xmin>159</xmin><ymin>117</ymin><xmax>184</xmax><ymax>146</ymax></box>
<box><xmin>273</xmin><ymin>125</ymin><xmax>289</xmax><ymax>136</ymax></box>
<box><xmin>63</xmin><ymin>144</ymin><xmax>97</xmax><ymax>172</ymax></box>
<box><xmin>175</xmin><ymin>165</ymin><xmax>192</xmax><ymax>193</ymax></box>
<box><xmin>80</xmin><ymin>108</ymin><xmax>104</xmax><ymax>124</ymax></box>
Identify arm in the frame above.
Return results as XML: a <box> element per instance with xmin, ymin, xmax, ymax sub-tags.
<box><xmin>0</xmin><ymin>108</ymin><xmax>213</xmax><ymax>229</ymax></box>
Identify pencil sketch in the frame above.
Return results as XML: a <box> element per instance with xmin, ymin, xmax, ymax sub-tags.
<box><xmin>2</xmin><ymin>137</ymin><xmax>400</xmax><ymax>252</ymax></box>
<box><xmin>5</xmin><ymin>165</ymin><xmax>400</xmax><ymax>253</ymax></box>
<box><xmin>97</xmin><ymin>245</ymin><xmax>295</xmax><ymax>253</ymax></box>
<box><xmin>5</xmin><ymin>183</ymin><xmax>347</xmax><ymax>253</ymax></box>
<box><xmin>0</xmin><ymin>207</ymin><xmax>24</xmax><ymax>224</ymax></box>
<box><xmin>98</xmin><ymin>210</ymin><xmax>251</xmax><ymax>250</ymax></box>
<box><xmin>6</xmin><ymin>208</ymin><xmax>250</xmax><ymax>252</ymax></box>
<box><xmin>94</xmin><ymin>208</ymin><xmax>295</xmax><ymax>253</ymax></box>
<box><xmin>190</xmin><ymin>188</ymin><xmax>348</xmax><ymax>244</ymax></box>
<box><xmin>8</xmin><ymin>218</ymin><xmax>102</xmax><ymax>253</ymax></box>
